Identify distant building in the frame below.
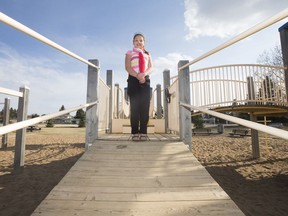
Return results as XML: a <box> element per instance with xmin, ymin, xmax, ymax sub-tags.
<box><xmin>52</xmin><ymin>114</ymin><xmax>74</xmax><ymax>124</ymax></box>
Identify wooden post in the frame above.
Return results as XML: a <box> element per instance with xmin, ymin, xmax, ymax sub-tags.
<box><xmin>247</xmin><ymin>76</ymin><xmax>260</xmax><ymax>158</ymax></box>
<box><xmin>279</xmin><ymin>22</ymin><xmax>288</xmax><ymax>101</ymax></box>
<box><xmin>250</xmin><ymin>114</ymin><xmax>260</xmax><ymax>159</ymax></box>
<box><xmin>163</xmin><ymin>70</ymin><xmax>170</xmax><ymax>133</ymax></box>
<box><xmin>14</xmin><ymin>86</ymin><xmax>29</xmax><ymax>171</ymax></box>
<box><xmin>156</xmin><ymin>84</ymin><xmax>162</xmax><ymax>119</ymax></box>
<box><xmin>178</xmin><ymin>60</ymin><xmax>192</xmax><ymax>151</ymax></box>
<box><xmin>106</xmin><ymin>70</ymin><xmax>113</xmax><ymax>133</ymax></box>
<box><xmin>1</xmin><ymin>98</ymin><xmax>10</xmax><ymax>149</ymax></box>
<box><xmin>115</xmin><ymin>83</ymin><xmax>119</xmax><ymax>119</ymax></box>
<box><xmin>86</xmin><ymin>59</ymin><xmax>99</xmax><ymax>150</ymax></box>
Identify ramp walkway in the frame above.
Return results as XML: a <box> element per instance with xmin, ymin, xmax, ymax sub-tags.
<box><xmin>31</xmin><ymin>135</ymin><xmax>244</xmax><ymax>216</ymax></box>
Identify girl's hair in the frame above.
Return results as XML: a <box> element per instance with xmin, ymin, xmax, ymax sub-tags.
<box><xmin>133</xmin><ymin>32</ymin><xmax>149</xmax><ymax>55</ymax></box>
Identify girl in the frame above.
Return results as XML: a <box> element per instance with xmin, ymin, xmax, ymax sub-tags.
<box><xmin>125</xmin><ymin>33</ymin><xmax>153</xmax><ymax>141</ymax></box>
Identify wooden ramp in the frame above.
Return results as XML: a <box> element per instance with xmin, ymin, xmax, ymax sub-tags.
<box><xmin>31</xmin><ymin>139</ymin><xmax>244</xmax><ymax>216</ymax></box>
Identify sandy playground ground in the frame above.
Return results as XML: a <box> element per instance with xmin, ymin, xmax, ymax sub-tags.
<box><xmin>0</xmin><ymin>125</ymin><xmax>287</xmax><ymax>216</ymax></box>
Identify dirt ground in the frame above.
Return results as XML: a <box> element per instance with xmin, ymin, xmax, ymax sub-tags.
<box><xmin>0</xmin><ymin>125</ymin><xmax>287</xmax><ymax>216</ymax></box>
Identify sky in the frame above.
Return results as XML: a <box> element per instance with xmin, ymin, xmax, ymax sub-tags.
<box><xmin>0</xmin><ymin>0</ymin><xmax>287</xmax><ymax>115</ymax></box>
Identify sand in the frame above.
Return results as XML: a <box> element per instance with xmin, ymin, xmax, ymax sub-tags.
<box><xmin>0</xmin><ymin>125</ymin><xmax>287</xmax><ymax>216</ymax></box>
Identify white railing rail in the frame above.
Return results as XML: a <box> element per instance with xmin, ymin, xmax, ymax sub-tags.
<box><xmin>0</xmin><ymin>86</ymin><xmax>24</xmax><ymax>98</ymax></box>
<box><xmin>181</xmin><ymin>102</ymin><xmax>288</xmax><ymax>141</ymax></box>
<box><xmin>0</xmin><ymin>12</ymin><xmax>99</xmax><ymax>70</ymax></box>
<box><xmin>0</xmin><ymin>102</ymin><xmax>98</xmax><ymax>136</ymax></box>
<box><xmin>179</xmin><ymin>8</ymin><xmax>288</xmax><ymax>71</ymax></box>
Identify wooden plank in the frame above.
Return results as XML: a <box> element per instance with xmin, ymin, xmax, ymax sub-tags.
<box><xmin>46</xmin><ymin>187</ymin><xmax>229</xmax><ymax>201</ymax></box>
<box><xmin>58</xmin><ymin>175</ymin><xmax>218</xmax><ymax>187</ymax></box>
<box><xmin>32</xmin><ymin>200</ymin><xmax>244</xmax><ymax>216</ymax></box>
<box><xmin>66</xmin><ymin>166</ymin><xmax>210</xmax><ymax>177</ymax></box>
<box><xmin>31</xmin><ymin>139</ymin><xmax>244</xmax><ymax>216</ymax></box>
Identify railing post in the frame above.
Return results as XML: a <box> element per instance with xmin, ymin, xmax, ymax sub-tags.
<box><xmin>156</xmin><ymin>84</ymin><xmax>162</xmax><ymax>119</ymax></box>
<box><xmin>247</xmin><ymin>76</ymin><xmax>260</xmax><ymax>158</ymax></box>
<box><xmin>106</xmin><ymin>70</ymin><xmax>113</xmax><ymax>133</ymax></box>
<box><xmin>279</xmin><ymin>22</ymin><xmax>288</xmax><ymax>101</ymax></box>
<box><xmin>178</xmin><ymin>60</ymin><xmax>192</xmax><ymax>151</ymax></box>
<box><xmin>1</xmin><ymin>98</ymin><xmax>10</xmax><ymax>149</ymax></box>
<box><xmin>86</xmin><ymin>59</ymin><xmax>99</xmax><ymax>149</ymax></box>
<box><xmin>14</xmin><ymin>86</ymin><xmax>29</xmax><ymax>171</ymax></box>
<box><xmin>250</xmin><ymin>114</ymin><xmax>260</xmax><ymax>158</ymax></box>
<box><xmin>115</xmin><ymin>83</ymin><xmax>119</xmax><ymax>119</ymax></box>
<box><xmin>163</xmin><ymin>69</ymin><xmax>170</xmax><ymax>133</ymax></box>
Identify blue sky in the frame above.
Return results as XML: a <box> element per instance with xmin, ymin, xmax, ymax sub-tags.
<box><xmin>0</xmin><ymin>0</ymin><xmax>287</xmax><ymax>115</ymax></box>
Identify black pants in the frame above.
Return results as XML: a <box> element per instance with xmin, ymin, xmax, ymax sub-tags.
<box><xmin>127</xmin><ymin>75</ymin><xmax>150</xmax><ymax>134</ymax></box>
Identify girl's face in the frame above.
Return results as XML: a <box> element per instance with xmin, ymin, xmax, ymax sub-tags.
<box><xmin>133</xmin><ymin>35</ymin><xmax>145</xmax><ymax>49</ymax></box>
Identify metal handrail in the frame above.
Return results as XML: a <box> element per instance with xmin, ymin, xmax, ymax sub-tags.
<box><xmin>181</xmin><ymin>102</ymin><xmax>288</xmax><ymax>140</ymax></box>
<box><xmin>0</xmin><ymin>12</ymin><xmax>99</xmax><ymax>70</ymax></box>
<box><xmin>0</xmin><ymin>86</ymin><xmax>24</xmax><ymax>97</ymax></box>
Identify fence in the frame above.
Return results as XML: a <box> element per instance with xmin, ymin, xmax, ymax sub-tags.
<box><xmin>0</xmin><ymin>12</ymin><xmax>110</xmax><ymax>170</ymax></box>
<box><xmin>190</xmin><ymin>64</ymin><xmax>287</xmax><ymax>109</ymax></box>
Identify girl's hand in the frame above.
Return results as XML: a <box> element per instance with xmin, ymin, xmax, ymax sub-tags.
<box><xmin>137</xmin><ymin>73</ymin><xmax>146</xmax><ymax>84</ymax></box>
<box><xmin>137</xmin><ymin>73</ymin><xmax>145</xmax><ymax>80</ymax></box>
<box><xmin>139</xmin><ymin>78</ymin><xmax>146</xmax><ymax>84</ymax></box>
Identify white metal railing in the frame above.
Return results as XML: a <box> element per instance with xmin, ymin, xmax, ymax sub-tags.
<box><xmin>190</xmin><ymin>64</ymin><xmax>287</xmax><ymax>109</ymax></box>
<box><xmin>0</xmin><ymin>87</ymin><xmax>24</xmax><ymax>97</ymax></box>
<box><xmin>0</xmin><ymin>12</ymin><xmax>99</xmax><ymax>70</ymax></box>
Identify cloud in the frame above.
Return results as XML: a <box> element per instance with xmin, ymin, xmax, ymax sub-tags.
<box><xmin>0</xmin><ymin>43</ymin><xmax>87</xmax><ymax>115</ymax></box>
<box><xmin>153</xmin><ymin>53</ymin><xmax>193</xmax><ymax>76</ymax></box>
<box><xmin>184</xmin><ymin>0</ymin><xmax>288</xmax><ymax>40</ymax></box>
<box><xmin>148</xmin><ymin>52</ymin><xmax>193</xmax><ymax>87</ymax></box>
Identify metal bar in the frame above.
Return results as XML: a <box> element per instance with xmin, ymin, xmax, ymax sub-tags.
<box><xmin>0</xmin><ymin>87</ymin><xmax>23</xmax><ymax>97</ymax></box>
<box><xmin>0</xmin><ymin>12</ymin><xmax>99</xmax><ymax>70</ymax></box>
<box><xmin>180</xmin><ymin>102</ymin><xmax>288</xmax><ymax>140</ymax></box>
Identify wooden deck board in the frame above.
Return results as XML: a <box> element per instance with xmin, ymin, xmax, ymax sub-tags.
<box><xmin>31</xmin><ymin>138</ymin><xmax>244</xmax><ymax>216</ymax></box>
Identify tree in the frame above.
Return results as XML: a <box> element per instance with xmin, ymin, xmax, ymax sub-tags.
<box><xmin>75</xmin><ymin>109</ymin><xmax>86</xmax><ymax>128</ymax></box>
<box><xmin>192</xmin><ymin>114</ymin><xmax>204</xmax><ymax>129</ymax></box>
<box><xmin>31</xmin><ymin>113</ymin><xmax>39</xmax><ymax>118</ymax></box>
<box><xmin>75</xmin><ymin>109</ymin><xmax>85</xmax><ymax>119</ymax></box>
<box><xmin>9</xmin><ymin>108</ymin><xmax>17</xmax><ymax>119</ymax></box>
<box><xmin>256</xmin><ymin>45</ymin><xmax>285</xmax><ymax>102</ymax></box>
<box><xmin>78</xmin><ymin>116</ymin><xmax>86</xmax><ymax>128</ymax></box>
<box><xmin>59</xmin><ymin>105</ymin><xmax>65</xmax><ymax>111</ymax></box>
<box><xmin>46</xmin><ymin>119</ymin><xmax>54</xmax><ymax>127</ymax></box>
<box><xmin>257</xmin><ymin>44</ymin><xmax>283</xmax><ymax>67</ymax></box>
